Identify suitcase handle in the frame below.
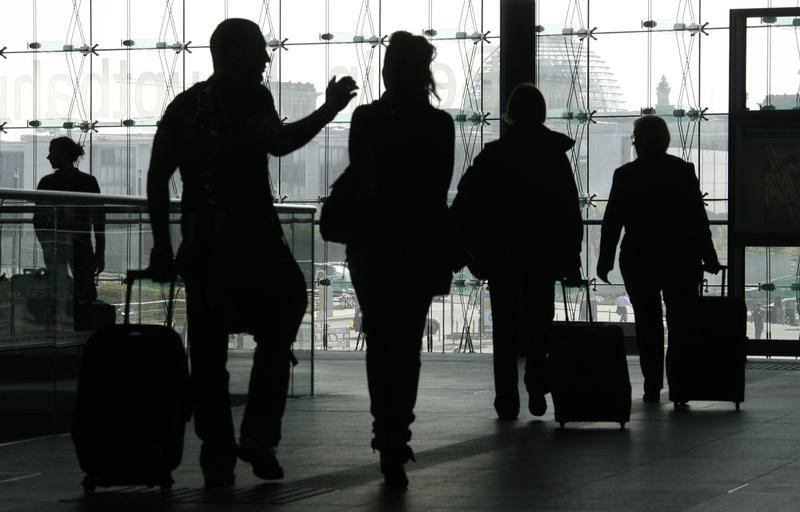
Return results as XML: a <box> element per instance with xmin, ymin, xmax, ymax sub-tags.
<box><xmin>560</xmin><ymin>278</ymin><xmax>593</xmax><ymax>324</ymax></box>
<box><xmin>701</xmin><ymin>265</ymin><xmax>728</xmax><ymax>297</ymax></box>
<box><xmin>124</xmin><ymin>269</ymin><xmax>176</xmax><ymax>327</ymax></box>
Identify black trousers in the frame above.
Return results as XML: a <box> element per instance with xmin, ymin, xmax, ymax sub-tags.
<box><xmin>39</xmin><ymin>233</ymin><xmax>97</xmax><ymax>301</ymax></box>
<box><xmin>351</xmin><ymin>266</ymin><xmax>432</xmax><ymax>450</ymax></box>
<box><xmin>621</xmin><ymin>262</ymin><xmax>699</xmax><ymax>395</ymax></box>
<box><xmin>182</xmin><ymin>251</ymin><xmax>306</xmax><ymax>472</ymax></box>
<box><xmin>489</xmin><ymin>276</ymin><xmax>554</xmax><ymax>408</ymax></box>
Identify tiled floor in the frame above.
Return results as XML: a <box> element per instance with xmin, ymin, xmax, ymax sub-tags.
<box><xmin>2</xmin><ymin>352</ymin><xmax>800</xmax><ymax>511</ymax></box>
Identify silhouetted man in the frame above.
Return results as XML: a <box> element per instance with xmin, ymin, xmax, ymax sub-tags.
<box><xmin>34</xmin><ymin>137</ymin><xmax>105</xmax><ymax>303</ymax></box>
<box><xmin>146</xmin><ymin>18</ymin><xmax>356</xmax><ymax>487</ymax></box>
<box><xmin>452</xmin><ymin>83</ymin><xmax>583</xmax><ymax>420</ymax></box>
<box><xmin>753</xmin><ymin>305</ymin><xmax>765</xmax><ymax>339</ymax></box>
<box><xmin>597</xmin><ymin>115</ymin><xmax>720</xmax><ymax>404</ymax></box>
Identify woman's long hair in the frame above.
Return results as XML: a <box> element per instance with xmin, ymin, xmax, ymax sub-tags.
<box><xmin>382</xmin><ymin>31</ymin><xmax>439</xmax><ymax>101</ymax></box>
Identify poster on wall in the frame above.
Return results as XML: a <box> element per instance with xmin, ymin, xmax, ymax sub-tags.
<box><xmin>735</xmin><ymin>120</ymin><xmax>800</xmax><ymax>238</ymax></box>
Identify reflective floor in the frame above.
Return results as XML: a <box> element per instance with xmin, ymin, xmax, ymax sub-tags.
<box><xmin>3</xmin><ymin>352</ymin><xmax>800</xmax><ymax>511</ymax></box>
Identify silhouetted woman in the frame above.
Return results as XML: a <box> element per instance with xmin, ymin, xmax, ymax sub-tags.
<box><xmin>346</xmin><ymin>31</ymin><xmax>454</xmax><ymax>491</ymax></box>
<box><xmin>34</xmin><ymin>137</ymin><xmax>105</xmax><ymax>303</ymax></box>
<box><xmin>451</xmin><ymin>83</ymin><xmax>583</xmax><ymax>420</ymax></box>
<box><xmin>597</xmin><ymin>116</ymin><xmax>720</xmax><ymax>404</ymax></box>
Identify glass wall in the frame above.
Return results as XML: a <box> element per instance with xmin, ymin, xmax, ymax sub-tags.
<box><xmin>4</xmin><ymin>1</ymin><xmax>800</xmax><ymax>349</ymax></box>
<box><xmin>537</xmin><ymin>0</ymin><xmax>800</xmax><ymax>342</ymax></box>
<box><xmin>0</xmin><ymin>192</ymin><xmax>315</xmax><ymax>442</ymax></box>
<box><xmin>0</xmin><ymin>1</ymin><xmax>500</xmax><ymax>353</ymax></box>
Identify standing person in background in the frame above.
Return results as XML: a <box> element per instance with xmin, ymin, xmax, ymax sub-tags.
<box><xmin>597</xmin><ymin>115</ymin><xmax>720</xmax><ymax>404</ymax></box>
<box><xmin>345</xmin><ymin>31</ymin><xmax>454</xmax><ymax>491</ymax></box>
<box><xmin>753</xmin><ymin>305</ymin><xmax>765</xmax><ymax>340</ymax></box>
<box><xmin>616</xmin><ymin>294</ymin><xmax>631</xmax><ymax>322</ymax></box>
<box><xmin>34</xmin><ymin>137</ymin><xmax>105</xmax><ymax>303</ymax></box>
<box><xmin>451</xmin><ymin>83</ymin><xmax>583</xmax><ymax>421</ymax></box>
<box><xmin>146</xmin><ymin>18</ymin><xmax>357</xmax><ymax>487</ymax></box>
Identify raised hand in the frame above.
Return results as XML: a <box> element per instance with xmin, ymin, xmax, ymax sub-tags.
<box><xmin>325</xmin><ymin>76</ymin><xmax>359</xmax><ymax>113</ymax></box>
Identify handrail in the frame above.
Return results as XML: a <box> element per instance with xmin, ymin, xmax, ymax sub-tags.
<box><xmin>0</xmin><ymin>188</ymin><xmax>317</xmax><ymax>215</ymax></box>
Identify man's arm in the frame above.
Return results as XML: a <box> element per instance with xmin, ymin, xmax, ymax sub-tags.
<box><xmin>260</xmin><ymin>76</ymin><xmax>357</xmax><ymax>157</ymax></box>
<box><xmin>687</xmin><ymin>163</ymin><xmax>721</xmax><ymax>273</ymax></box>
<box><xmin>557</xmin><ymin>155</ymin><xmax>584</xmax><ymax>284</ymax></box>
<box><xmin>597</xmin><ymin>169</ymin><xmax>624</xmax><ymax>283</ymax></box>
<box><xmin>89</xmin><ymin>176</ymin><xmax>106</xmax><ymax>275</ymax></box>
<box><xmin>146</xmin><ymin>108</ymin><xmax>180</xmax><ymax>281</ymax></box>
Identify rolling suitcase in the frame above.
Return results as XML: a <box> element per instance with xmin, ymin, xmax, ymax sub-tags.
<box><xmin>74</xmin><ymin>300</ymin><xmax>117</xmax><ymax>332</ymax></box>
<box><xmin>72</xmin><ymin>270</ymin><xmax>190</xmax><ymax>493</ymax></box>
<box><xmin>668</xmin><ymin>266</ymin><xmax>746</xmax><ymax>410</ymax></box>
<box><xmin>550</xmin><ymin>280</ymin><xmax>632</xmax><ymax>428</ymax></box>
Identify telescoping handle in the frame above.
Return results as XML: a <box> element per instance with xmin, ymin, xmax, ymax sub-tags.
<box><xmin>701</xmin><ymin>265</ymin><xmax>728</xmax><ymax>298</ymax></box>
<box><xmin>560</xmin><ymin>278</ymin><xmax>593</xmax><ymax>324</ymax></box>
<box><xmin>124</xmin><ymin>269</ymin><xmax>176</xmax><ymax>326</ymax></box>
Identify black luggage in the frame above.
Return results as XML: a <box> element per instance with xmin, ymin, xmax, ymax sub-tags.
<box><xmin>550</xmin><ymin>280</ymin><xmax>632</xmax><ymax>428</ymax></box>
<box><xmin>11</xmin><ymin>268</ymin><xmax>74</xmax><ymax>335</ymax></box>
<box><xmin>668</xmin><ymin>266</ymin><xmax>746</xmax><ymax>410</ymax></box>
<box><xmin>74</xmin><ymin>300</ymin><xmax>117</xmax><ymax>332</ymax></box>
<box><xmin>72</xmin><ymin>270</ymin><xmax>190</xmax><ymax>493</ymax></box>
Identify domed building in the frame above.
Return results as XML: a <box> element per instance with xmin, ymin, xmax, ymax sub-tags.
<box><xmin>479</xmin><ymin>36</ymin><xmax>626</xmax><ymax>116</ymax></box>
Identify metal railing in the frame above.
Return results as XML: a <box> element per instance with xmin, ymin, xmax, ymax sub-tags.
<box><xmin>0</xmin><ymin>187</ymin><xmax>317</xmax><ymax>386</ymax></box>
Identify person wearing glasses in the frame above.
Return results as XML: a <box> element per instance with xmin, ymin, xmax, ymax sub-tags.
<box><xmin>597</xmin><ymin>115</ymin><xmax>720</xmax><ymax>404</ymax></box>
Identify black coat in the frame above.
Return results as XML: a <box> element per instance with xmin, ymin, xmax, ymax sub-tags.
<box><xmin>451</xmin><ymin>124</ymin><xmax>583</xmax><ymax>280</ymax></box>
<box><xmin>345</xmin><ymin>92</ymin><xmax>455</xmax><ymax>296</ymax></box>
<box><xmin>597</xmin><ymin>153</ymin><xmax>718</xmax><ymax>276</ymax></box>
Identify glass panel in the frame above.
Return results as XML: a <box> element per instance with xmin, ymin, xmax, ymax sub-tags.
<box><xmin>90</xmin><ymin>128</ymin><xmax>156</xmax><ymax>197</ymax></box>
<box><xmin>699</xmin><ymin>114</ymin><xmax>728</xmax><ymax>205</ymax></box>
<box><xmin>0</xmin><ymin>3</ymin><xmax>33</xmax><ymax>52</ymax></box>
<box><xmin>483</xmin><ymin>0</ymin><xmax>501</xmax><ymax>37</ymax></box>
<box><xmin>0</xmin><ymin>54</ymin><xmax>36</xmax><ymax>127</ymax></box>
<box><xmin>590</xmin><ymin>33</ymin><xmax>647</xmax><ymax>113</ymax></box>
<box><xmin>127</xmin><ymin>50</ymin><xmax>182</xmax><ymax>121</ymax></box>
<box><xmin>746</xmin><ymin>18</ymin><xmax>800</xmax><ymax>111</ymax></box>
<box><xmin>701</xmin><ymin>29</ymin><xmax>730</xmax><ymax>114</ymax></box>
<box><xmin>129</xmin><ymin>0</ymin><xmax>184</xmax><ymax>48</ymax></box>
<box><xmin>536</xmin><ymin>0</ymin><xmax>588</xmax><ymax>35</ymax></box>
<box><xmin>481</xmin><ymin>45</ymin><xmax>501</xmax><ymax>120</ymax></box>
<box><xmin>381</xmin><ymin>0</ymin><xmax>429</xmax><ymax>38</ymax></box>
<box><xmin>281</xmin><ymin>0</ymin><xmax>326</xmax><ymax>44</ymax></box>
<box><xmin>35</xmin><ymin>52</ymin><xmax>92</xmax><ymax>126</ymax></box>
<box><xmin>588</xmin><ymin>116</ymin><xmax>637</xmax><ymax>200</ymax></box>
<box><xmin>744</xmin><ymin>246</ymin><xmax>800</xmax><ymax>341</ymax></box>
<box><xmin>590</xmin><ymin>0</ymin><xmax>649</xmax><ymax>33</ymax></box>
<box><xmin>185</xmin><ymin>0</ymin><xmax>223</xmax><ymax>48</ymax></box>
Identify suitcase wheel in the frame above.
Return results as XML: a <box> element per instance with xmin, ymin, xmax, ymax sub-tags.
<box><xmin>619</xmin><ymin>422</ymin><xmax>626</xmax><ymax>429</ymax></box>
<box><xmin>735</xmin><ymin>402</ymin><xmax>741</xmax><ymax>412</ymax></box>
<box><xmin>559</xmin><ymin>422</ymin><xmax>565</xmax><ymax>429</ymax></box>
<box><xmin>160</xmin><ymin>474</ymin><xmax>174</xmax><ymax>493</ymax></box>
<box><xmin>81</xmin><ymin>475</ymin><xmax>96</xmax><ymax>494</ymax></box>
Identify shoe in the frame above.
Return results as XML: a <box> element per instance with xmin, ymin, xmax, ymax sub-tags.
<box><xmin>377</xmin><ymin>444</ymin><xmax>415</xmax><ymax>492</ymax></box>
<box><xmin>203</xmin><ymin>470</ymin><xmax>235</xmax><ymax>488</ymax></box>
<box><xmin>528</xmin><ymin>393</ymin><xmax>547</xmax><ymax>416</ymax></box>
<box><xmin>494</xmin><ymin>396</ymin><xmax>520</xmax><ymax>421</ymax></box>
<box><xmin>238</xmin><ymin>438</ymin><xmax>284</xmax><ymax>480</ymax></box>
<box><xmin>643</xmin><ymin>391</ymin><xmax>661</xmax><ymax>404</ymax></box>
<box><xmin>200</xmin><ymin>445</ymin><xmax>237</xmax><ymax>488</ymax></box>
